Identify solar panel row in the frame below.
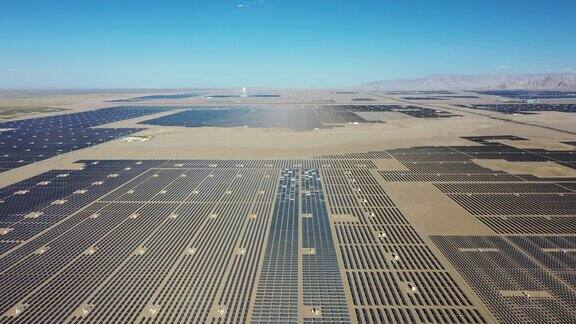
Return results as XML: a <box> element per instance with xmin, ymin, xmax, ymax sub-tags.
<box><xmin>141</xmin><ymin>104</ymin><xmax>458</xmax><ymax>132</ymax></box>
<box><xmin>0</xmin><ymin>106</ymin><xmax>175</xmax><ymax>173</ymax></box>
<box><xmin>1</xmin><ymin>134</ymin><xmax>574</xmax><ymax>322</ymax></box>
<box><xmin>461</xmin><ymin>103</ymin><xmax>576</xmax><ymax>114</ymax></box>
<box><xmin>375</xmin><ymin>135</ymin><xmax>576</xmax><ymax>322</ymax></box>
<box><xmin>474</xmin><ymin>90</ymin><xmax>576</xmax><ymax>100</ymax></box>
<box><xmin>0</xmin><ymin>157</ymin><xmax>489</xmax><ymax>322</ymax></box>
<box><xmin>107</xmin><ymin>93</ymin><xmax>202</xmax><ymax>102</ymax></box>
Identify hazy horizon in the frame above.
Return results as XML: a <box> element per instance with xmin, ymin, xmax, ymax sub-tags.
<box><xmin>1</xmin><ymin>0</ymin><xmax>575</xmax><ymax>88</ymax></box>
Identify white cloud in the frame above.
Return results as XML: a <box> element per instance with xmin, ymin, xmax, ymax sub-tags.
<box><xmin>236</xmin><ymin>0</ymin><xmax>264</xmax><ymax>8</ymax></box>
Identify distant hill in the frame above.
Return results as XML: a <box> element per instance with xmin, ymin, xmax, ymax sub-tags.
<box><xmin>356</xmin><ymin>73</ymin><xmax>576</xmax><ymax>90</ymax></box>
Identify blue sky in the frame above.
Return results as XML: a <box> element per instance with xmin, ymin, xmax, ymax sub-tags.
<box><xmin>1</xmin><ymin>0</ymin><xmax>575</xmax><ymax>88</ymax></box>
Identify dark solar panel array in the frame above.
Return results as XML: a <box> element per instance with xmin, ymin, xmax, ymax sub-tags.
<box><xmin>439</xmin><ymin>95</ymin><xmax>480</xmax><ymax>99</ymax></box>
<box><xmin>372</xmin><ymin>135</ymin><xmax>576</xmax><ymax>322</ymax></box>
<box><xmin>462</xmin><ymin>135</ymin><xmax>529</xmax><ymax>143</ymax></box>
<box><xmin>205</xmin><ymin>95</ymin><xmax>241</xmax><ymax>98</ymax></box>
<box><xmin>141</xmin><ymin>104</ymin><xmax>462</xmax><ymax>131</ymax></box>
<box><xmin>0</xmin><ymin>160</ymin><xmax>164</xmax><ymax>320</ymax></box>
<box><xmin>402</xmin><ymin>97</ymin><xmax>448</xmax><ymax>100</ymax></box>
<box><xmin>432</xmin><ymin>236</ymin><xmax>576</xmax><ymax>323</ymax></box>
<box><xmin>327</xmin><ymin>104</ymin><xmax>459</xmax><ymax>118</ymax></box>
<box><xmin>0</xmin><ymin>106</ymin><xmax>175</xmax><ymax>173</ymax></box>
<box><xmin>403</xmin><ymin>96</ymin><xmax>480</xmax><ymax>100</ymax></box>
<box><xmin>301</xmin><ymin>169</ymin><xmax>350</xmax><ymax>322</ymax></box>
<box><xmin>449</xmin><ymin>193</ymin><xmax>575</xmax><ymax>216</ymax></box>
<box><xmin>106</xmin><ymin>93</ymin><xmax>202</xmax><ymax>102</ymax></box>
<box><xmin>0</xmin><ymin>157</ymin><xmax>489</xmax><ymax>322</ymax></box>
<box><xmin>508</xmin><ymin>236</ymin><xmax>576</xmax><ymax>283</ymax></box>
<box><xmin>205</xmin><ymin>94</ymin><xmax>280</xmax><ymax>98</ymax></box>
<box><xmin>461</xmin><ymin>103</ymin><xmax>576</xmax><ymax>114</ymax></box>
<box><xmin>1</xmin><ymin>160</ymin><xmax>281</xmax><ymax>322</ymax></box>
<box><xmin>474</xmin><ymin>90</ymin><xmax>576</xmax><ymax>99</ymax></box>
<box><xmin>478</xmin><ymin>216</ymin><xmax>576</xmax><ymax>235</ymax></box>
<box><xmin>7</xmin><ymin>134</ymin><xmax>573</xmax><ymax>322</ymax></box>
<box><xmin>252</xmin><ymin>169</ymin><xmax>300</xmax><ymax>322</ymax></box>
<box><xmin>141</xmin><ymin>106</ymin><xmax>375</xmax><ymax>131</ymax></box>
<box><xmin>0</xmin><ymin>160</ymin><xmax>157</xmax><ymax>232</ymax></box>
<box><xmin>320</xmin><ymin>167</ymin><xmax>486</xmax><ymax>323</ymax></box>
<box><xmin>141</xmin><ymin>109</ymin><xmax>233</xmax><ymax>127</ymax></box>
<box><xmin>380</xmin><ymin>136</ymin><xmax>576</xmax><ymax>233</ymax></box>
<box><xmin>388</xmin><ymin>91</ymin><xmax>455</xmax><ymax>95</ymax></box>
<box><xmin>350</xmin><ymin>98</ymin><xmax>375</xmax><ymax>101</ymax></box>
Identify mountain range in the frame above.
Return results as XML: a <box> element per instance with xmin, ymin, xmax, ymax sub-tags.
<box><xmin>356</xmin><ymin>73</ymin><xmax>576</xmax><ymax>90</ymax></box>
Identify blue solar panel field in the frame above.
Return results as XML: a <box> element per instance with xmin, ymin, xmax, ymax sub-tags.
<box><xmin>0</xmin><ymin>106</ymin><xmax>174</xmax><ymax>173</ymax></box>
<box><xmin>0</xmin><ymin>91</ymin><xmax>574</xmax><ymax>323</ymax></box>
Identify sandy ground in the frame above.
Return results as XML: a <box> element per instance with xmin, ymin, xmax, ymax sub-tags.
<box><xmin>0</xmin><ymin>89</ymin><xmax>574</xmax><ymax>186</ymax></box>
<box><xmin>381</xmin><ymin>182</ymin><xmax>494</xmax><ymax>235</ymax></box>
<box><xmin>474</xmin><ymin>159</ymin><xmax>576</xmax><ymax>178</ymax></box>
